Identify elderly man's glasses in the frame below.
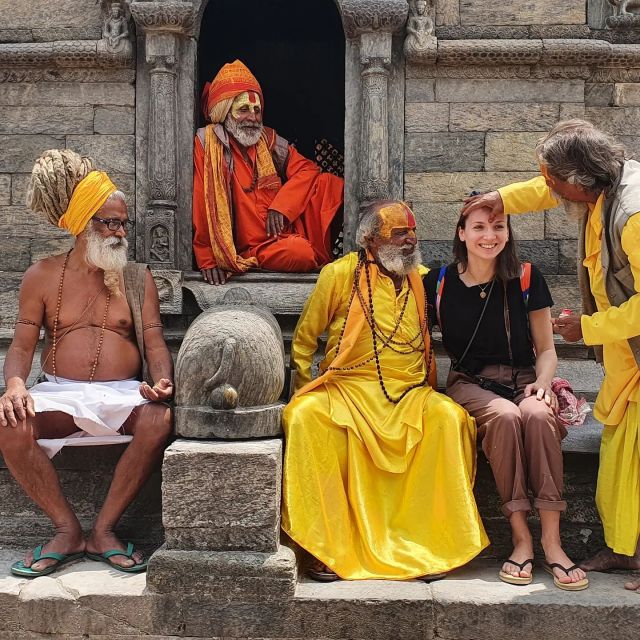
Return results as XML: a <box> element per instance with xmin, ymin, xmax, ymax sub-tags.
<box><xmin>93</xmin><ymin>217</ymin><xmax>133</xmax><ymax>232</ymax></box>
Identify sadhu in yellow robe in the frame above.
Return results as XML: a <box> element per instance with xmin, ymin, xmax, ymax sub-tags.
<box><xmin>282</xmin><ymin>253</ymin><xmax>489</xmax><ymax>579</ymax></box>
<box><xmin>500</xmin><ymin>176</ymin><xmax>640</xmax><ymax>555</ymax></box>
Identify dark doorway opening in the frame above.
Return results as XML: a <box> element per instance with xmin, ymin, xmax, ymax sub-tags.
<box><xmin>197</xmin><ymin>0</ymin><xmax>345</xmax><ymax>163</ymax></box>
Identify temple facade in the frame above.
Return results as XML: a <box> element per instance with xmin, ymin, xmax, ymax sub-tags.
<box><xmin>1</xmin><ymin>0</ymin><xmax>640</xmax><ymax>321</ymax></box>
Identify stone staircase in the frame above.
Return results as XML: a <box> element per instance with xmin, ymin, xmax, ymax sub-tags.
<box><xmin>0</xmin><ymin>284</ymin><xmax>637</xmax><ymax>640</ymax></box>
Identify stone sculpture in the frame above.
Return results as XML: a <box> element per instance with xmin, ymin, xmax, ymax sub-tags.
<box><xmin>100</xmin><ymin>1</ymin><xmax>133</xmax><ymax>56</ymax></box>
<box><xmin>607</xmin><ymin>0</ymin><xmax>640</xmax><ymax>27</ymax></box>
<box><xmin>608</xmin><ymin>0</ymin><xmax>640</xmax><ymax>16</ymax></box>
<box><xmin>404</xmin><ymin>0</ymin><xmax>437</xmax><ymax>63</ymax></box>
<box><xmin>174</xmin><ymin>288</ymin><xmax>285</xmax><ymax>439</ymax></box>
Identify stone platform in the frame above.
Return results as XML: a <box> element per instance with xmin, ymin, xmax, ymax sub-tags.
<box><xmin>0</xmin><ymin>550</ymin><xmax>637</xmax><ymax>640</ymax></box>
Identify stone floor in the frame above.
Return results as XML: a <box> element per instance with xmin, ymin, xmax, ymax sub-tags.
<box><xmin>0</xmin><ymin>550</ymin><xmax>638</xmax><ymax>639</ymax></box>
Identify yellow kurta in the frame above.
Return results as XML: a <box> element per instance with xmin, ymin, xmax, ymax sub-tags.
<box><xmin>500</xmin><ymin>177</ymin><xmax>640</xmax><ymax>554</ymax></box>
<box><xmin>282</xmin><ymin>253</ymin><xmax>489</xmax><ymax>580</ymax></box>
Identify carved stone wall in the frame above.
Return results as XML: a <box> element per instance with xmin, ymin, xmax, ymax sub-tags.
<box><xmin>0</xmin><ymin>0</ymin><xmax>136</xmax><ymax>327</ymax></box>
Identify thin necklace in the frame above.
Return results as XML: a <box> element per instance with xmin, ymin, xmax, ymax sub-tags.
<box><xmin>478</xmin><ymin>280</ymin><xmax>494</xmax><ymax>299</ymax></box>
<box><xmin>52</xmin><ymin>249</ymin><xmax>111</xmax><ymax>383</ymax></box>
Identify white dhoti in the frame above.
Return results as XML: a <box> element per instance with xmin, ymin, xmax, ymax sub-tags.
<box><xmin>30</xmin><ymin>375</ymin><xmax>148</xmax><ymax>458</ymax></box>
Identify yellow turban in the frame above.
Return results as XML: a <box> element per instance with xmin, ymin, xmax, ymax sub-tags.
<box><xmin>57</xmin><ymin>171</ymin><xmax>118</xmax><ymax>236</ymax></box>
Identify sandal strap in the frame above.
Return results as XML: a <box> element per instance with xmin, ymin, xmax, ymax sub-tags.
<box><xmin>32</xmin><ymin>545</ymin><xmax>66</xmax><ymax>563</ymax></box>
<box><xmin>504</xmin><ymin>558</ymin><xmax>534</xmax><ymax>571</ymax></box>
<box><xmin>102</xmin><ymin>542</ymin><xmax>135</xmax><ymax>560</ymax></box>
<box><xmin>547</xmin><ymin>562</ymin><xmax>579</xmax><ymax>575</ymax></box>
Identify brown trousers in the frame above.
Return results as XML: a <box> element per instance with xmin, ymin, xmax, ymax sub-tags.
<box><xmin>447</xmin><ymin>364</ymin><xmax>567</xmax><ymax>518</ymax></box>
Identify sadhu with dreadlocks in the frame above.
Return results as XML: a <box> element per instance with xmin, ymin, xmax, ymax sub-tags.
<box><xmin>281</xmin><ymin>201</ymin><xmax>488</xmax><ymax>582</ymax></box>
<box><xmin>0</xmin><ymin>149</ymin><xmax>173</xmax><ymax>577</ymax></box>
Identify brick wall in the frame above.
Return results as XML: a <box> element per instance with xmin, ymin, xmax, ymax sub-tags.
<box><xmin>0</xmin><ymin>1</ymin><xmax>135</xmax><ymax>327</ymax></box>
<box><xmin>406</xmin><ymin>63</ymin><xmax>640</xmax><ymax>313</ymax></box>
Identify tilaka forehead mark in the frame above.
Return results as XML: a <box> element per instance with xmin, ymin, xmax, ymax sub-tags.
<box><xmin>378</xmin><ymin>203</ymin><xmax>416</xmax><ymax>236</ymax></box>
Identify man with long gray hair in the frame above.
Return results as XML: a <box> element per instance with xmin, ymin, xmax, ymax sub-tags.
<box><xmin>281</xmin><ymin>201</ymin><xmax>488</xmax><ymax>582</ymax></box>
<box><xmin>0</xmin><ymin>149</ymin><xmax>173</xmax><ymax>577</ymax></box>
<box><xmin>462</xmin><ymin>119</ymin><xmax>640</xmax><ymax>591</ymax></box>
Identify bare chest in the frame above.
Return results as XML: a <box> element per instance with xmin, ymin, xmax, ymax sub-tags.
<box><xmin>43</xmin><ymin>273</ymin><xmax>134</xmax><ymax>335</ymax></box>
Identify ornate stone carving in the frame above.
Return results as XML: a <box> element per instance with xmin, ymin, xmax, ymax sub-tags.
<box><xmin>408</xmin><ymin>64</ymin><xmax>532</xmax><ymax>78</ymax></box>
<box><xmin>130</xmin><ymin>1</ymin><xmax>196</xmax><ymax>35</ymax></box>
<box><xmin>359</xmin><ymin>31</ymin><xmax>392</xmax><ymax>202</ymax></box>
<box><xmin>0</xmin><ymin>40</ymin><xmax>133</xmax><ymax>69</ymax></box>
<box><xmin>150</xmin><ymin>224</ymin><xmax>172</xmax><ymax>263</ymax></box>
<box><xmin>152</xmin><ymin>268</ymin><xmax>183</xmax><ymax>314</ymax></box>
<box><xmin>438</xmin><ymin>39</ymin><xmax>542</xmax><ymax>66</ymax></box>
<box><xmin>404</xmin><ymin>1</ymin><xmax>437</xmax><ymax>63</ymax></box>
<box><xmin>99</xmin><ymin>1</ymin><xmax>133</xmax><ymax>57</ymax></box>
<box><xmin>408</xmin><ymin>38</ymin><xmax>640</xmax><ymax>68</ymax></box>
<box><xmin>174</xmin><ymin>288</ymin><xmax>285</xmax><ymax>439</ymax></box>
<box><xmin>541</xmin><ymin>39</ymin><xmax>611</xmax><ymax>67</ymax></box>
<box><xmin>340</xmin><ymin>0</ymin><xmax>409</xmax><ymax>38</ymax></box>
<box><xmin>145</xmin><ymin>211</ymin><xmax>175</xmax><ymax>266</ymax></box>
<box><xmin>607</xmin><ymin>0</ymin><xmax>640</xmax><ymax>27</ymax></box>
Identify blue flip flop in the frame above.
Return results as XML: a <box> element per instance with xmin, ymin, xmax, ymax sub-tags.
<box><xmin>11</xmin><ymin>545</ymin><xmax>85</xmax><ymax>578</ymax></box>
<box><xmin>85</xmin><ymin>541</ymin><xmax>147</xmax><ymax>573</ymax></box>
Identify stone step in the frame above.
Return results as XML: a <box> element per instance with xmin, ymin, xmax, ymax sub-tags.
<box><xmin>0</xmin><ymin>550</ymin><xmax>636</xmax><ymax>640</ymax></box>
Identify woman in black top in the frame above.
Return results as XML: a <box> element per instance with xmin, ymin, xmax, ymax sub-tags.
<box><xmin>423</xmin><ymin>206</ymin><xmax>588</xmax><ymax>591</ymax></box>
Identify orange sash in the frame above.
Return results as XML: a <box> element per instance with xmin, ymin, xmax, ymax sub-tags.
<box><xmin>294</xmin><ymin>255</ymin><xmax>437</xmax><ymax>398</ymax></box>
<box><xmin>202</xmin><ymin>125</ymin><xmax>281</xmax><ymax>272</ymax></box>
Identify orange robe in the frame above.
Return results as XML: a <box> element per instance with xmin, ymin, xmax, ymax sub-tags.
<box><xmin>193</xmin><ymin>130</ymin><xmax>343</xmax><ymax>272</ymax></box>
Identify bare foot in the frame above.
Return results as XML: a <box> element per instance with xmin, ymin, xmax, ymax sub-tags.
<box><xmin>543</xmin><ymin>541</ymin><xmax>586</xmax><ymax>584</ymax></box>
<box><xmin>502</xmin><ymin>538</ymin><xmax>534</xmax><ymax>580</ymax></box>
<box><xmin>624</xmin><ymin>579</ymin><xmax>640</xmax><ymax>592</ymax></box>
<box><xmin>24</xmin><ymin>529</ymin><xmax>85</xmax><ymax>572</ymax></box>
<box><xmin>86</xmin><ymin>529</ymin><xmax>144</xmax><ymax>569</ymax></box>
<box><xmin>580</xmin><ymin>547</ymin><xmax>640</xmax><ymax>573</ymax></box>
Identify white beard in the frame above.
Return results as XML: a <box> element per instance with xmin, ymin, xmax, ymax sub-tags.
<box><xmin>224</xmin><ymin>112</ymin><xmax>263</xmax><ymax>147</ymax></box>
<box><xmin>377</xmin><ymin>244</ymin><xmax>422</xmax><ymax>276</ymax></box>
<box><xmin>85</xmin><ymin>228</ymin><xmax>128</xmax><ymax>294</ymax></box>
<box><xmin>552</xmin><ymin>190</ymin><xmax>589</xmax><ymax>220</ymax></box>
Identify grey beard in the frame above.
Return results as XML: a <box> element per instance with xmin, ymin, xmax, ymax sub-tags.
<box><xmin>85</xmin><ymin>227</ymin><xmax>129</xmax><ymax>274</ymax></box>
<box><xmin>224</xmin><ymin>112</ymin><xmax>263</xmax><ymax>147</ymax></box>
<box><xmin>377</xmin><ymin>244</ymin><xmax>422</xmax><ymax>276</ymax></box>
<box><xmin>552</xmin><ymin>190</ymin><xmax>589</xmax><ymax>220</ymax></box>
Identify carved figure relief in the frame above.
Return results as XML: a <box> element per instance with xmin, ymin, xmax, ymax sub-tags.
<box><xmin>99</xmin><ymin>1</ymin><xmax>133</xmax><ymax>57</ymax></box>
<box><xmin>404</xmin><ymin>0</ymin><xmax>437</xmax><ymax>62</ymax></box>
<box><xmin>607</xmin><ymin>0</ymin><xmax>640</xmax><ymax>26</ymax></box>
<box><xmin>150</xmin><ymin>224</ymin><xmax>171</xmax><ymax>263</ymax></box>
<box><xmin>609</xmin><ymin>0</ymin><xmax>640</xmax><ymax>16</ymax></box>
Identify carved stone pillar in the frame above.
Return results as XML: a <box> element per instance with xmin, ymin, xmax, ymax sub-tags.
<box><xmin>145</xmin><ymin>32</ymin><xmax>178</xmax><ymax>269</ymax></box>
<box><xmin>339</xmin><ymin>0</ymin><xmax>408</xmax><ymax>249</ymax></box>
<box><xmin>130</xmin><ymin>1</ymin><xmax>196</xmax><ymax>312</ymax></box>
<box><xmin>359</xmin><ymin>32</ymin><xmax>392</xmax><ymax>203</ymax></box>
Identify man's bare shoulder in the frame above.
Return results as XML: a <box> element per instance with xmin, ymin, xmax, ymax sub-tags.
<box><xmin>21</xmin><ymin>254</ymin><xmax>65</xmax><ymax>290</ymax></box>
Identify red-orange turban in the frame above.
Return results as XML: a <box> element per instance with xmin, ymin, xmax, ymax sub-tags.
<box><xmin>201</xmin><ymin>60</ymin><xmax>262</xmax><ymax>122</ymax></box>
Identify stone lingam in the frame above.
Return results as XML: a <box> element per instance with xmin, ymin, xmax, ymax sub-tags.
<box><xmin>174</xmin><ymin>287</ymin><xmax>285</xmax><ymax>439</ymax></box>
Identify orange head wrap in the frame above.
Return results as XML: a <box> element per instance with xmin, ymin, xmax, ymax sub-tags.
<box><xmin>201</xmin><ymin>59</ymin><xmax>263</xmax><ymax>122</ymax></box>
<box><xmin>57</xmin><ymin>171</ymin><xmax>118</xmax><ymax>236</ymax></box>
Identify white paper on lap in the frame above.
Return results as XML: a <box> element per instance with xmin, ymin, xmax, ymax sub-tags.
<box><xmin>30</xmin><ymin>375</ymin><xmax>148</xmax><ymax>458</ymax></box>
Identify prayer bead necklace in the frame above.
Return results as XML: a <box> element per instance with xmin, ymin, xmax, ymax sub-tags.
<box><xmin>51</xmin><ymin>249</ymin><xmax>111</xmax><ymax>384</ymax></box>
<box><xmin>327</xmin><ymin>258</ymin><xmax>421</xmax><ymax>373</ymax></box>
<box><xmin>328</xmin><ymin>252</ymin><xmax>433</xmax><ymax>403</ymax></box>
<box><xmin>362</xmin><ymin>254</ymin><xmax>433</xmax><ymax>404</ymax></box>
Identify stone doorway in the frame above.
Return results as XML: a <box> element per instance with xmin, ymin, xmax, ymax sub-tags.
<box><xmin>197</xmin><ymin>0</ymin><xmax>345</xmax><ymax>164</ymax></box>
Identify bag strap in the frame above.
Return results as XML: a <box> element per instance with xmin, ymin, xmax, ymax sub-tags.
<box><xmin>520</xmin><ymin>261</ymin><xmax>531</xmax><ymax>310</ymax></box>
<box><xmin>435</xmin><ymin>264</ymin><xmax>447</xmax><ymax>329</ymax></box>
<box><xmin>123</xmin><ymin>262</ymin><xmax>149</xmax><ymax>383</ymax></box>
